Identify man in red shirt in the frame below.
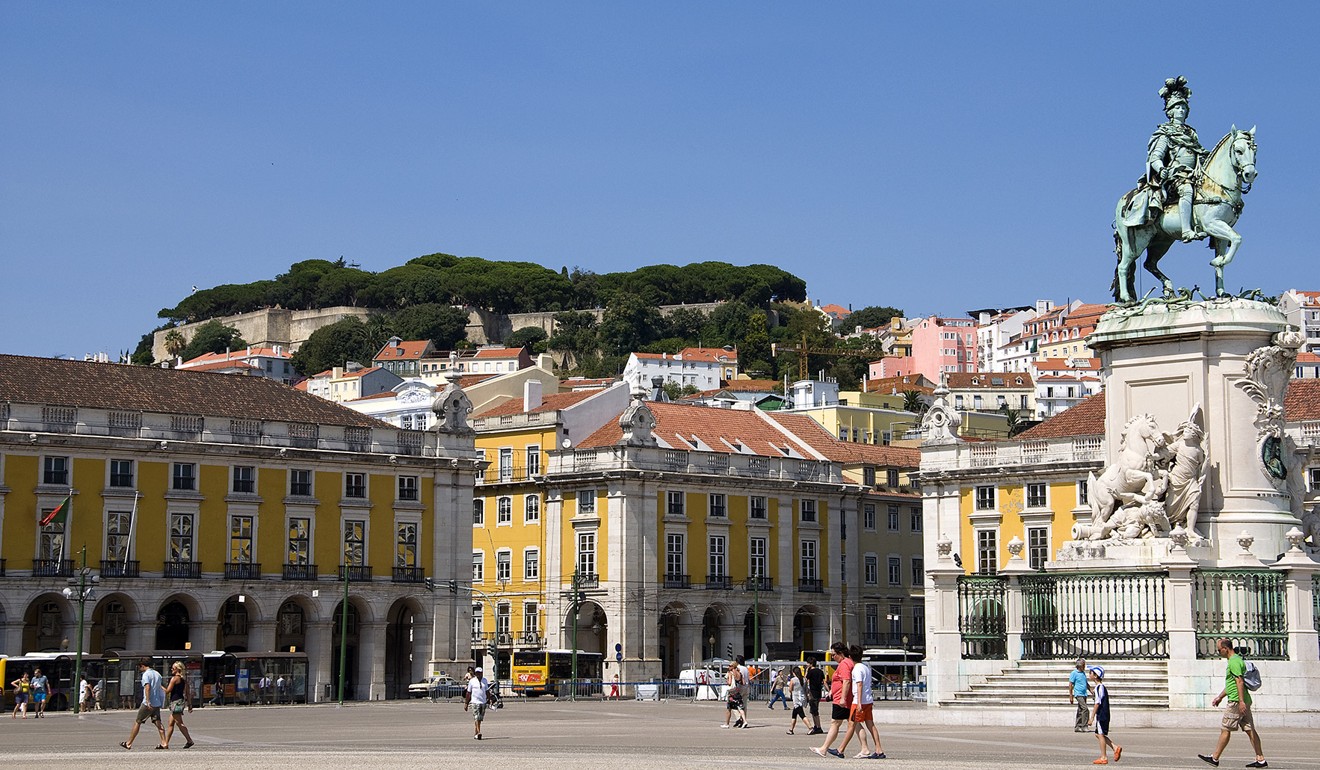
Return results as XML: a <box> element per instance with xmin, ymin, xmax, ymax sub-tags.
<box><xmin>810</xmin><ymin>642</ymin><xmax>854</xmax><ymax>758</ymax></box>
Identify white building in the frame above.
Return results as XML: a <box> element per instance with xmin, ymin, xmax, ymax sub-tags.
<box><xmin>1280</xmin><ymin>289</ymin><xmax>1320</xmax><ymax>356</ymax></box>
<box><xmin>176</xmin><ymin>346</ymin><xmax>296</xmax><ymax>385</ymax></box>
<box><xmin>622</xmin><ymin>347</ymin><xmax>738</xmax><ymax>393</ymax></box>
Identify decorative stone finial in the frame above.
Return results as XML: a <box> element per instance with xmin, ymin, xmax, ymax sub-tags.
<box><xmin>432</xmin><ymin>371</ymin><xmax>474</xmax><ymax>435</ymax></box>
<box><xmin>1236</xmin><ymin>530</ymin><xmax>1255</xmax><ymax>555</ymax></box>
<box><xmin>1006</xmin><ymin>536</ymin><xmax>1024</xmax><ymax>559</ymax></box>
<box><xmin>1169</xmin><ymin>525</ymin><xmax>1190</xmax><ymax>550</ymax></box>
<box><xmin>618</xmin><ymin>388</ymin><xmax>657</xmax><ymax>447</ymax></box>
<box><xmin>936</xmin><ymin>538</ymin><xmax>952</xmax><ymax>560</ymax></box>
<box><xmin>1286</xmin><ymin>526</ymin><xmax>1306</xmax><ymax>553</ymax></box>
<box><xmin>920</xmin><ymin>375</ymin><xmax>962</xmax><ymax>445</ymax></box>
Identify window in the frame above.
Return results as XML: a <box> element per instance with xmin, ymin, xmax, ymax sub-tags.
<box><xmin>345</xmin><ymin>473</ymin><xmax>366</xmax><ymax>498</ymax></box>
<box><xmin>750</xmin><ymin>496</ymin><xmax>767</xmax><ymax>520</ymax></box>
<box><xmin>526</xmin><ymin>446</ymin><xmax>540</xmax><ymax>476</ymax></box>
<box><xmin>523</xmin><ymin>602</ymin><xmax>539</xmax><ymax>636</ymax></box>
<box><xmin>708</xmin><ymin>535</ymin><xmax>726</xmax><ymax>578</ymax></box>
<box><xmin>524</xmin><ymin>548</ymin><xmax>539</xmax><ymax>580</ymax></box>
<box><xmin>864</xmin><ymin>554</ymin><xmax>878</xmax><ymax>585</ymax></box>
<box><xmin>43</xmin><ymin>455</ymin><xmax>69</xmax><ymax>485</ymax></box>
<box><xmin>109</xmin><ymin>459</ymin><xmax>134</xmax><ymax>488</ymax></box>
<box><xmin>106</xmin><ymin>510</ymin><xmax>132</xmax><ymax>562</ymax></box>
<box><xmin>472</xmin><ymin>602</ymin><xmax>483</xmax><ymax>638</ymax></box>
<box><xmin>577</xmin><ymin>490</ymin><xmax>596</xmax><ymax>515</ymax></box>
<box><xmin>865</xmin><ymin>604</ymin><xmax>879</xmax><ymax>637</ymax></box>
<box><xmin>889</xmin><ymin>603</ymin><xmax>903</xmax><ymax>637</ymax></box>
<box><xmin>496</xmin><ymin>550</ymin><xmax>511</xmax><ymax>582</ymax></box>
<box><xmin>974</xmin><ymin>485</ymin><xmax>996</xmax><ymax>511</ymax></box>
<box><xmin>977</xmin><ymin>530</ymin><xmax>998</xmax><ymax>574</ymax></box>
<box><xmin>230</xmin><ymin>515</ymin><xmax>254</xmax><ymax>563</ymax></box>
<box><xmin>290</xmin><ymin>469</ymin><xmax>312</xmax><ymax>497</ymax></box>
<box><xmin>709</xmin><ymin>493</ymin><xmax>726</xmax><ymax>518</ymax></box>
<box><xmin>498</xmin><ymin>448</ymin><xmax>513</xmax><ymax>482</ymax></box>
<box><xmin>666</xmin><ymin>533</ymin><xmax>685</xmax><ymax>577</ymax></box>
<box><xmin>169</xmin><ymin>512</ymin><xmax>194</xmax><ymax>561</ymax></box>
<box><xmin>472</xmin><ymin>552</ymin><xmax>484</xmax><ymax>582</ymax></box>
<box><xmin>887</xmin><ymin>503</ymin><xmax>900</xmax><ymax>532</ymax></box>
<box><xmin>497</xmin><ymin>496</ymin><xmax>512</xmax><ymax>525</ymax></box>
<box><xmin>1026</xmin><ymin>483</ymin><xmax>1047</xmax><ymax>508</ymax></box>
<box><xmin>577</xmin><ymin>532</ymin><xmax>596</xmax><ymax>577</ymax></box>
<box><xmin>666</xmin><ymin>491</ymin><xmax>685</xmax><ymax>516</ymax></box>
<box><xmin>888</xmin><ymin>556</ymin><xmax>902</xmax><ymax>586</ymax></box>
<box><xmin>38</xmin><ymin>510</ymin><xmax>65</xmax><ymax>560</ymax></box>
<box><xmin>398</xmin><ymin>475</ymin><xmax>419</xmax><ymax>501</ymax></box>
<box><xmin>172</xmin><ymin>463</ymin><xmax>196</xmax><ymax>492</ymax></box>
<box><xmin>524</xmin><ymin>494</ymin><xmax>540</xmax><ymax>524</ymax></box>
<box><xmin>396</xmin><ymin>522</ymin><xmax>417</xmax><ymax>567</ymax></box>
<box><xmin>232</xmin><ymin>465</ymin><xmax>255</xmax><ymax>494</ymax></box>
<box><xmin>863</xmin><ymin>504</ymin><xmax>876</xmax><ymax>531</ymax></box>
<box><xmin>287</xmin><ymin>517</ymin><xmax>310</xmax><ymax>566</ymax></box>
<box><xmin>1028</xmin><ymin>526</ymin><xmax>1049</xmax><ymax>570</ymax></box>
<box><xmin>1077</xmin><ymin>479</ymin><xmax>1089</xmax><ymax>507</ymax></box>
<box><xmin>911</xmin><ymin>556</ymin><xmax>924</xmax><ymax>586</ymax></box>
<box><xmin>343</xmin><ymin>520</ymin><xmax>365</xmax><ymax>566</ymax></box>
<box><xmin>749</xmin><ymin>536</ymin><xmax>767</xmax><ymax>579</ymax></box>
<box><xmin>910</xmin><ymin>506</ymin><xmax>923</xmax><ymax>532</ymax></box>
<box><xmin>887</xmin><ymin>468</ymin><xmax>900</xmax><ymax>487</ymax></box>
<box><xmin>800</xmin><ymin>540</ymin><xmax>818</xmax><ymax>580</ymax></box>
<box><xmin>862</xmin><ymin>467</ymin><xmax>876</xmax><ymax>486</ymax></box>
<box><xmin>800</xmin><ymin>499</ymin><xmax>817</xmax><ymax>523</ymax></box>
<box><xmin>473</xmin><ymin>499</ymin><xmax>484</xmax><ymax>526</ymax></box>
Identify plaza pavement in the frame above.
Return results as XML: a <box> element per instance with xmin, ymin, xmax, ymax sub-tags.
<box><xmin>5</xmin><ymin>698</ymin><xmax>1319</xmax><ymax>769</ymax></box>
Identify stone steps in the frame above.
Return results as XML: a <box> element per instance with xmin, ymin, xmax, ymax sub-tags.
<box><xmin>942</xmin><ymin>660</ymin><xmax>1170</xmax><ymax>709</ymax></box>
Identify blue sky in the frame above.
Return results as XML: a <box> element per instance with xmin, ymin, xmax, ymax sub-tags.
<box><xmin>3</xmin><ymin>2</ymin><xmax>1317</xmax><ymax>358</ymax></box>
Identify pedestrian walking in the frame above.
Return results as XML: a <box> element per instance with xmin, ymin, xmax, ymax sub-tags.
<box><xmin>163</xmin><ymin>661</ymin><xmax>195</xmax><ymax>749</ymax></box>
<box><xmin>1069</xmin><ymin>658</ymin><xmax>1091</xmax><ymax>732</ymax></box>
<box><xmin>1198</xmin><ymin>638</ymin><xmax>1267</xmax><ymax>768</ymax></box>
<box><xmin>80</xmin><ymin>676</ymin><xmax>94</xmax><ymax>713</ymax></box>
<box><xmin>809</xmin><ymin>642</ymin><xmax>854</xmax><ymax>758</ymax></box>
<box><xmin>10</xmin><ymin>671</ymin><xmax>30</xmax><ymax>718</ymax></box>
<box><xmin>30</xmin><ymin>668</ymin><xmax>49</xmax><ymax>718</ymax></box>
<box><xmin>91</xmin><ymin>678</ymin><xmax>103</xmax><ymax>710</ymax></box>
<box><xmin>1087</xmin><ymin>666</ymin><xmax>1121</xmax><ymax>764</ymax></box>
<box><xmin>276</xmin><ymin>675</ymin><xmax>287</xmax><ymax>703</ymax></box>
<box><xmin>767</xmin><ymin>667</ymin><xmax>789</xmax><ymax>710</ymax></box>
<box><xmin>119</xmin><ymin>659</ymin><xmax>167</xmax><ymax>750</ymax></box>
<box><xmin>721</xmin><ymin>662</ymin><xmax>748</xmax><ymax>729</ymax></box>
<box><xmin>609</xmin><ymin>674</ymin><xmax>621</xmax><ymax>700</ymax></box>
<box><xmin>838</xmin><ymin>645</ymin><xmax>884</xmax><ymax>759</ymax></box>
<box><xmin>804</xmin><ymin>658</ymin><xmax>825</xmax><ymax>735</ymax></box>
<box><xmin>786</xmin><ymin>667</ymin><xmax>808</xmax><ymax>734</ymax></box>
<box><xmin>464</xmin><ymin>666</ymin><xmax>488</xmax><ymax>740</ymax></box>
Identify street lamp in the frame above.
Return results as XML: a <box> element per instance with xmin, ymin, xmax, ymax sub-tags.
<box><xmin>901</xmin><ymin>635</ymin><xmax>909</xmax><ymax>689</ymax></box>
<box><xmin>337</xmin><ymin>547</ymin><xmax>351</xmax><ymax>707</ymax></box>
<box><xmin>61</xmin><ymin>546</ymin><xmax>97</xmax><ymax>716</ymax></box>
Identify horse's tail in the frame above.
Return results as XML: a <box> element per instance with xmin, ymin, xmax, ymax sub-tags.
<box><xmin>1110</xmin><ymin>226</ymin><xmax>1122</xmax><ymax>300</ymax></box>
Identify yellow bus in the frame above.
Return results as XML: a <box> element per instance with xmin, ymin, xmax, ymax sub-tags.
<box><xmin>510</xmin><ymin>650</ymin><xmax>603</xmax><ymax>697</ymax></box>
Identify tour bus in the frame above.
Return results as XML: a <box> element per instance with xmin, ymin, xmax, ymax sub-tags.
<box><xmin>0</xmin><ymin>652</ymin><xmax>109</xmax><ymax>711</ymax></box>
<box><xmin>861</xmin><ymin>647</ymin><xmax>925</xmax><ymax>687</ymax></box>
<box><xmin>509</xmin><ymin>649</ymin><xmax>603</xmax><ymax>697</ymax></box>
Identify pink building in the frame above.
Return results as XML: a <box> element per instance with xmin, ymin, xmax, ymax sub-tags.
<box><xmin>905</xmin><ymin>316</ymin><xmax>978</xmax><ymax>382</ymax></box>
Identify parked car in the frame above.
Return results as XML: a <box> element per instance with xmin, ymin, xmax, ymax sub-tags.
<box><xmin>408</xmin><ymin>674</ymin><xmax>464</xmax><ymax>699</ymax></box>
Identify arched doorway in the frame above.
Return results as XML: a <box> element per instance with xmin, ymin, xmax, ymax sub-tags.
<box><xmin>570</xmin><ymin>601</ymin><xmax>608</xmax><ymax>656</ymax></box>
<box><xmin>700</xmin><ymin>607</ymin><xmax>722</xmax><ymax>660</ymax></box>
<box><xmin>23</xmin><ymin>594</ymin><xmax>71</xmax><ymax>652</ymax></box>
<box><xmin>156</xmin><ymin>600</ymin><xmax>191</xmax><ymax>650</ymax></box>
<box><xmin>793</xmin><ymin>606</ymin><xmax>820</xmax><ymax>654</ymax></box>
<box><xmin>217</xmin><ymin>596</ymin><xmax>252</xmax><ymax>652</ymax></box>
<box><xmin>331</xmin><ymin>600</ymin><xmax>362</xmax><ymax>700</ymax></box>
<box><xmin>91</xmin><ymin>594</ymin><xmax>135</xmax><ymax>653</ymax></box>
<box><xmin>658</xmin><ymin>603</ymin><xmax>687</xmax><ymax>677</ymax></box>
<box><xmin>742</xmin><ymin>605</ymin><xmax>773</xmax><ymax>659</ymax></box>
<box><xmin>384</xmin><ymin>598</ymin><xmax>422</xmax><ymax>699</ymax></box>
<box><xmin>275</xmin><ymin>598</ymin><xmax>309</xmax><ymax>652</ymax></box>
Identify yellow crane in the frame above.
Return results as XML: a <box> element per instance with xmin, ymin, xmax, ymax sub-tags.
<box><xmin>771</xmin><ymin>331</ymin><xmax>882</xmax><ymax>381</ymax></box>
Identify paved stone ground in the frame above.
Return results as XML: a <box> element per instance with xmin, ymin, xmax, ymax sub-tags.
<box><xmin>5</xmin><ymin>699</ymin><xmax>1318</xmax><ymax>769</ymax></box>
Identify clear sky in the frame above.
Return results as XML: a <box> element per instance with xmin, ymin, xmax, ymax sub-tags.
<box><xmin>3</xmin><ymin>1</ymin><xmax>1316</xmax><ymax>358</ymax></box>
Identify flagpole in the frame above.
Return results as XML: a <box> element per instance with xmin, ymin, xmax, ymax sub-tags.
<box><xmin>125</xmin><ymin>491</ymin><xmax>141</xmax><ymax>566</ymax></box>
<box><xmin>60</xmin><ymin>486</ymin><xmax>72</xmax><ymax>565</ymax></box>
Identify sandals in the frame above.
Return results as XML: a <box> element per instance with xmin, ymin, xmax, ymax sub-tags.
<box><xmin>155</xmin><ymin>745</ymin><xmax>169</xmax><ymax>750</ymax></box>
<box><xmin>119</xmin><ymin>742</ymin><xmax>131</xmax><ymax>750</ymax></box>
<box><xmin>184</xmin><ymin>742</ymin><xmax>195</xmax><ymax>749</ymax></box>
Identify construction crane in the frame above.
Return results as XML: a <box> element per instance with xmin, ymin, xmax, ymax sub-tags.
<box><xmin>771</xmin><ymin>331</ymin><xmax>882</xmax><ymax>381</ymax></box>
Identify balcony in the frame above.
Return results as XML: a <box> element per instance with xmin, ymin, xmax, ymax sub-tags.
<box><xmin>798</xmin><ymin>578</ymin><xmax>824</xmax><ymax>593</ymax></box>
<box><xmin>575</xmin><ymin>572</ymin><xmax>599</xmax><ymax>589</ymax></box>
<box><xmin>744</xmin><ymin>576</ymin><xmax>774</xmax><ymax>592</ymax></box>
<box><xmin>32</xmin><ymin>558</ymin><xmax>73</xmax><ymax>578</ymax></box>
<box><xmin>339</xmin><ymin>565</ymin><xmax>373</xmax><ymax>582</ymax></box>
<box><xmin>283</xmin><ymin>563</ymin><xmax>318</xmax><ymax>581</ymax></box>
<box><xmin>663</xmin><ymin>574</ymin><xmax>690</xmax><ymax>589</ymax></box>
<box><xmin>224</xmin><ymin>562</ymin><xmax>262</xmax><ymax>580</ymax></box>
<box><xmin>163</xmin><ymin>561</ymin><xmax>202</xmax><ymax>579</ymax></box>
<box><xmin>392</xmin><ymin>566</ymin><xmax>425</xmax><ymax>584</ymax></box>
<box><xmin>705</xmin><ymin>575</ymin><xmax>733</xmax><ymax>590</ymax></box>
<box><xmin>100</xmin><ymin>560</ymin><xmax>140</xmax><ymax>578</ymax></box>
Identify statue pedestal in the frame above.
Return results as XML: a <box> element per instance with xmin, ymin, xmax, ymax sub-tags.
<box><xmin>1090</xmin><ymin>299</ymin><xmax>1300</xmax><ymax>562</ymax></box>
<box><xmin>1051</xmin><ymin>538</ymin><xmax>1214</xmax><ymax>570</ymax></box>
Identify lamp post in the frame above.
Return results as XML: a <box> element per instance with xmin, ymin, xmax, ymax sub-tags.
<box><xmin>752</xmin><ymin>567</ymin><xmax>760</xmax><ymax>661</ymax></box>
<box><xmin>901</xmin><ymin>635</ymin><xmax>910</xmax><ymax>693</ymax></box>
<box><xmin>337</xmin><ymin>550</ymin><xmax>350</xmax><ymax>707</ymax></box>
<box><xmin>569</xmin><ymin>569</ymin><xmax>581</xmax><ymax>702</ymax></box>
<box><xmin>61</xmin><ymin>546</ymin><xmax>97</xmax><ymax>716</ymax></box>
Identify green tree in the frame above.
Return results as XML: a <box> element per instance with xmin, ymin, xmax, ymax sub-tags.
<box><xmin>506</xmin><ymin>326</ymin><xmax>550</xmax><ymax>354</ymax></box>
<box><xmin>179</xmin><ymin>321</ymin><xmax>247</xmax><ymax>361</ymax></box>
<box><xmin>598</xmin><ymin>292</ymin><xmax>663</xmax><ymax>355</ymax></box>
<box><xmin>389</xmin><ymin>303</ymin><xmax>469</xmax><ymax>348</ymax></box>
<box><xmin>662</xmin><ymin>307</ymin><xmax>708</xmax><ymax>343</ymax></box>
<box><xmin>901</xmin><ymin>390</ymin><xmax>929</xmax><ymax>414</ymax></box>
<box><xmin>547</xmin><ymin>310</ymin><xmax>600</xmax><ymax>369</ymax></box>
<box><xmin>846</xmin><ymin>305</ymin><xmax>905</xmax><ymax>331</ymax></box>
<box><xmin>290</xmin><ymin>317</ymin><xmax>378</xmax><ymax>376</ymax></box>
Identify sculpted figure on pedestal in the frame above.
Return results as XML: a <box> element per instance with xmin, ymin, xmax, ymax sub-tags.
<box><xmin>1161</xmin><ymin>405</ymin><xmax>1207</xmax><ymax>536</ymax></box>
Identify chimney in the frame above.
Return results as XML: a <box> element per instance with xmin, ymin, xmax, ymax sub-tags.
<box><xmin>332</xmin><ymin>366</ymin><xmax>343</xmax><ymax>379</ymax></box>
<box><xmin>524</xmin><ymin>379</ymin><xmax>543</xmax><ymax>412</ymax></box>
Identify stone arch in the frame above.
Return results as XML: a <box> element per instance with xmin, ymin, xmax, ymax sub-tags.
<box><xmin>274</xmin><ymin>595</ymin><xmax>317</xmax><ymax>653</ymax></box>
<box><xmin>699</xmin><ymin>605</ymin><xmax>728</xmax><ymax>661</ymax></box>
<box><xmin>569</xmin><ymin>600</ymin><xmax>608</xmax><ymax>656</ymax></box>
<box><xmin>23</xmin><ymin>592</ymin><xmax>73</xmax><ymax>652</ymax></box>
<box><xmin>658</xmin><ymin>601</ymin><xmax>690</xmax><ymax>678</ymax></box>
<box><xmin>90</xmin><ymin>592</ymin><xmax>141</xmax><ymax>654</ymax></box>
<box><xmin>155</xmin><ymin>593</ymin><xmax>203</xmax><ymax>651</ymax></box>
<box><xmin>217</xmin><ymin>595</ymin><xmax>262</xmax><ymax>652</ymax></box>
<box><xmin>742</xmin><ymin>603</ymin><xmax>775</xmax><ymax>659</ymax></box>
<box><xmin>330</xmin><ymin>595</ymin><xmax>373</xmax><ymax>701</ymax></box>
<box><xmin>384</xmin><ymin>597</ymin><xmax>426</xmax><ymax>699</ymax></box>
<box><xmin>793</xmin><ymin>604</ymin><xmax>826</xmax><ymax>655</ymax></box>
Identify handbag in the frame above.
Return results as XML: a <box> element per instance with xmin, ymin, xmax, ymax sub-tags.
<box><xmin>170</xmin><ymin>699</ymin><xmax>185</xmax><ymax>715</ymax></box>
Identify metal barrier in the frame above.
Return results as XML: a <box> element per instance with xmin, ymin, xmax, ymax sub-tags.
<box><xmin>957</xmin><ymin>575</ymin><xmax>1007</xmax><ymax>659</ymax></box>
<box><xmin>1193</xmin><ymin>569</ymin><xmax>1288</xmax><ymax>660</ymax></box>
<box><xmin>1020</xmin><ymin>572</ymin><xmax>1168</xmax><ymax>659</ymax></box>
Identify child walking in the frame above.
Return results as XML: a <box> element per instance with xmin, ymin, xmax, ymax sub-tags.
<box><xmin>1088</xmin><ymin>666</ymin><xmax>1122</xmax><ymax>764</ymax></box>
<box><xmin>787</xmin><ymin>667</ymin><xmax>807</xmax><ymax>734</ymax></box>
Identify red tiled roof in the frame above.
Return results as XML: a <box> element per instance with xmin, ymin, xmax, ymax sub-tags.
<box><xmin>1035</xmin><ymin>357</ymin><xmax>1101</xmax><ymax>371</ymax></box>
<box><xmin>348</xmin><ymin>391</ymin><xmax>399</xmax><ymax>402</ymax></box>
<box><xmin>181</xmin><ymin>347</ymin><xmax>291</xmax><ymax>366</ymax></box>
<box><xmin>724</xmin><ymin>379</ymin><xmax>777</xmax><ymax>393</ymax></box>
<box><xmin>471</xmin><ymin>347</ymin><xmax>525</xmax><ymax>359</ymax></box>
<box><xmin>1285</xmin><ymin>378</ymin><xmax>1320</xmax><ymax>422</ymax></box>
<box><xmin>1298</xmin><ymin>351</ymin><xmax>1320</xmax><ymax>364</ymax></box>
<box><xmin>335</xmin><ymin>366</ymin><xmax>384</xmax><ymax>380</ymax></box>
<box><xmin>946</xmin><ymin>372</ymin><xmax>1034</xmax><ymax>389</ymax></box>
<box><xmin>678</xmin><ymin>347</ymin><xmax>738</xmax><ymax>363</ymax></box>
<box><xmin>178</xmin><ymin>359</ymin><xmax>260</xmax><ymax>373</ymax></box>
<box><xmin>0</xmin><ymin>354</ymin><xmax>386</xmax><ymax>429</ymax></box>
<box><xmin>473</xmin><ymin>389</ymin><xmax>599</xmax><ymax>418</ymax></box>
<box><xmin>373</xmin><ymin>340</ymin><xmax>433</xmax><ymax>361</ymax></box>
<box><xmin>766</xmin><ymin>413</ymin><xmax>919</xmax><ymax>468</ymax></box>
<box><xmin>1015</xmin><ymin>393</ymin><xmax>1105</xmax><ymax>439</ymax></box>
<box><xmin>578</xmin><ymin>402</ymin><xmax>817</xmax><ymax>456</ymax></box>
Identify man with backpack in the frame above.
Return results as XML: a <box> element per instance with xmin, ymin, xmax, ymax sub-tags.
<box><xmin>1198</xmin><ymin>638</ymin><xmax>1267</xmax><ymax>768</ymax></box>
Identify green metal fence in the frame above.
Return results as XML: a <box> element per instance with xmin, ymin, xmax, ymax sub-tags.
<box><xmin>957</xmin><ymin>575</ymin><xmax>1007</xmax><ymax>660</ymax></box>
<box><xmin>1192</xmin><ymin>569</ymin><xmax>1287</xmax><ymax>660</ymax></box>
<box><xmin>1020</xmin><ymin>572</ymin><xmax>1168</xmax><ymax>659</ymax></box>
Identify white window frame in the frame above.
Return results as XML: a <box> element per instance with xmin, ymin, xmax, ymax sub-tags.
<box><xmin>524</xmin><ymin>494</ymin><xmax>540</xmax><ymax>524</ymax></box>
<box><xmin>523</xmin><ymin>547</ymin><xmax>540</xmax><ymax>581</ymax></box>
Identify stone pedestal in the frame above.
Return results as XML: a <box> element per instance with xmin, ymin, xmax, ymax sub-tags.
<box><xmin>1090</xmin><ymin>299</ymin><xmax>1301</xmax><ymax>560</ymax></box>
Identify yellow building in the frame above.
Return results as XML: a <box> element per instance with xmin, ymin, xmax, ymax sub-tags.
<box><xmin>0</xmin><ymin>354</ymin><xmax>479</xmax><ymax>702</ymax></box>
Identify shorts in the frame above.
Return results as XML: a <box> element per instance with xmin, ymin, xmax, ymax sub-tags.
<box><xmin>13</xmin><ymin>694</ymin><xmax>26</xmax><ymax>705</ymax></box>
<box><xmin>1094</xmin><ymin>716</ymin><xmax>1110</xmax><ymax>736</ymax></box>
<box><xmin>808</xmin><ymin>696</ymin><xmax>820</xmax><ymax>716</ymax></box>
<box><xmin>1222</xmin><ymin>703</ymin><xmax>1255</xmax><ymax>732</ymax></box>
<box><xmin>33</xmin><ymin>692</ymin><xmax>46</xmax><ymax>703</ymax></box>
<box><xmin>849</xmin><ymin>703</ymin><xmax>873</xmax><ymax>723</ymax></box>
<box><xmin>791</xmin><ymin>705</ymin><xmax>806</xmax><ymax>719</ymax></box>
<box><xmin>135</xmin><ymin>704</ymin><xmax>161</xmax><ymax>724</ymax></box>
<box><xmin>831</xmin><ymin>703</ymin><xmax>850</xmax><ymax>722</ymax></box>
<box><xmin>471</xmin><ymin>703</ymin><xmax>486</xmax><ymax>722</ymax></box>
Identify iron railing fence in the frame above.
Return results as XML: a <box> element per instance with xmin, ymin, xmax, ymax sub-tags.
<box><xmin>1019</xmin><ymin>572</ymin><xmax>1168</xmax><ymax>659</ymax></box>
<box><xmin>957</xmin><ymin>575</ymin><xmax>1007</xmax><ymax>659</ymax></box>
<box><xmin>1193</xmin><ymin>569</ymin><xmax>1288</xmax><ymax>660</ymax></box>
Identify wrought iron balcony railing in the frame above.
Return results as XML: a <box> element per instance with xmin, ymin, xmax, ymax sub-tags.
<box><xmin>224</xmin><ymin>562</ymin><xmax>262</xmax><ymax>580</ymax></box>
<box><xmin>798</xmin><ymin>577</ymin><xmax>824</xmax><ymax>593</ymax></box>
<box><xmin>100</xmin><ymin>560</ymin><xmax>140</xmax><ymax>578</ymax></box>
<box><xmin>32</xmin><ymin>558</ymin><xmax>74</xmax><ymax>578</ymax></box>
<box><xmin>663</xmin><ymin>574</ymin><xmax>690</xmax><ymax>589</ymax></box>
<box><xmin>706</xmin><ymin>575</ymin><xmax>733</xmax><ymax>590</ymax></box>
<box><xmin>393</xmin><ymin>566</ymin><xmax>425</xmax><ymax>584</ymax></box>
<box><xmin>339</xmin><ymin>565</ymin><xmax>373</xmax><ymax>582</ymax></box>
<box><xmin>744</xmin><ymin>576</ymin><xmax>774</xmax><ymax>592</ymax></box>
<box><xmin>163</xmin><ymin>561</ymin><xmax>202</xmax><ymax>579</ymax></box>
<box><xmin>283</xmin><ymin>563</ymin><xmax>318</xmax><ymax>581</ymax></box>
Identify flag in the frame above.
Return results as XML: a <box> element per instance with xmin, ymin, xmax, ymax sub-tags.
<box><xmin>40</xmin><ymin>495</ymin><xmax>71</xmax><ymax>526</ymax></box>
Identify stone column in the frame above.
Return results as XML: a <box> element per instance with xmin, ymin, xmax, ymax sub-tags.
<box><xmin>1161</xmin><ymin>529</ymin><xmax>1199</xmax><ymax>709</ymax></box>
<box><xmin>1272</xmin><ymin>530</ymin><xmax>1320</xmax><ymax>663</ymax></box>
<box><xmin>124</xmin><ymin>619</ymin><xmax>154</xmax><ymax>651</ymax></box>
<box><xmin>189</xmin><ymin>618</ymin><xmax>218</xmax><ymax>654</ymax></box>
<box><xmin>359</xmin><ymin>620</ymin><xmax>387</xmax><ymax>700</ymax></box>
<box><xmin>248</xmin><ymin>619</ymin><xmax>276</xmax><ymax>652</ymax></box>
<box><xmin>306</xmin><ymin>620</ymin><xmax>333</xmax><ymax>703</ymax></box>
<box><xmin>925</xmin><ymin>538</ymin><xmax>965</xmax><ymax>707</ymax></box>
<box><xmin>677</xmin><ymin>621</ymin><xmax>702</xmax><ymax>670</ymax></box>
<box><xmin>1001</xmin><ymin>537</ymin><xmax>1033</xmax><ymax>663</ymax></box>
